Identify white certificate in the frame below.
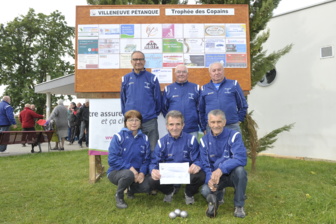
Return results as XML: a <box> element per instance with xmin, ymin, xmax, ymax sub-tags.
<box><xmin>159</xmin><ymin>162</ymin><xmax>190</xmax><ymax>184</ymax></box>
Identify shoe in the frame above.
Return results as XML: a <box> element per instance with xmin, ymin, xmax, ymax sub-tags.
<box><xmin>79</xmin><ymin>143</ymin><xmax>83</xmax><ymax>148</ymax></box>
<box><xmin>234</xmin><ymin>207</ymin><xmax>246</xmax><ymax>218</ymax></box>
<box><xmin>115</xmin><ymin>195</ymin><xmax>127</xmax><ymax>209</ymax></box>
<box><xmin>206</xmin><ymin>194</ymin><xmax>218</xmax><ymax>218</ymax></box>
<box><xmin>163</xmin><ymin>188</ymin><xmax>175</xmax><ymax>203</ymax></box>
<box><xmin>31</xmin><ymin>149</ymin><xmax>35</xmax><ymax>153</ymax></box>
<box><xmin>51</xmin><ymin>147</ymin><xmax>59</xmax><ymax>150</ymax></box>
<box><xmin>185</xmin><ymin>193</ymin><xmax>195</xmax><ymax>205</ymax></box>
<box><xmin>127</xmin><ymin>188</ymin><xmax>135</xmax><ymax>199</ymax></box>
<box><xmin>60</xmin><ymin>148</ymin><xmax>64</xmax><ymax>151</ymax></box>
<box><xmin>68</xmin><ymin>142</ymin><xmax>73</xmax><ymax>145</ymax></box>
<box><xmin>218</xmin><ymin>199</ymin><xmax>224</xmax><ymax>205</ymax></box>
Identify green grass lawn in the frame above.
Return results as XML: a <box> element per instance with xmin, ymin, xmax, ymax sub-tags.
<box><xmin>0</xmin><ymin>150</ymin><xmax>335</xmax><ymax>224</ymax></box>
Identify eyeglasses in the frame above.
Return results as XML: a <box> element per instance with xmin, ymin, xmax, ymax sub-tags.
<box><xmin>132</xmin><ymin>58</ymin><xmax>145</xmax><ymax>62</ymax></box>
<box><xmin>127</xmin><ymin>118</ymin><xmax>141</xmax><ymax>123</ymax></box>
<box><xmin>176</xmin><ymin>70</ymin><xmax>187</xmax><ymax>74</ymax></box>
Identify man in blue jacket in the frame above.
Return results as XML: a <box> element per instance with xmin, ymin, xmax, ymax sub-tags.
<box><xmin>0</xmin><ymin>96</ymin><xmax>17</xmax><ymax>152</ymax></box>
<box><xmin>162</xmin><ymin>64</ymin><xmax>200</xmax><ymax>138</ymax></box>
<box><xmin>149</xmin><ymin>110</ymin><xmax>205</xmax><ymax>205</ymax></box>
<box><xmin>200</xmin><ymin>109</ymin><xmax>247</xmax><ymax>218</ymax></box>
<box><xmin>121</xmin><ymin>51</ymin><xmax>161</xmax><ymax>151</ymax></box>
<box><xmin>199</xmin><ymin>62</ymin><xmax>248</xmax><ymax>133</ymax></box>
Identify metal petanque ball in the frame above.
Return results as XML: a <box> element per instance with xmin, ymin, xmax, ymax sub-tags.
<box><xmin>180</xmin><ymin>210</ymin><xmax>188</xmax><ymax>218</ymax></box>
<box><xmin>169</xmin><ymin>211</ymin><xmax>177</xmax><ymax>219</ymax></box>
<box><xmin>174</xmin><ymin>209</ymin><xmax>181</xmax><ymax>216</ymax></box>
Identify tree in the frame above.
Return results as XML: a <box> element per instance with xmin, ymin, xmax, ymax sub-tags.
<box><xmin>0</xmin><ymin>9</ymin><xmax>74</xmax><ymax>114</ymax></box>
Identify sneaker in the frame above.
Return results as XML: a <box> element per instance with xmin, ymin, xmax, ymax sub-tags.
<box><xmin>218</xmin><ymin>199</ymin><xmax>224</xmax><ymax>205</ymax></box>
<box><xmin>234</xmin><ymin>206</ymin><xmax>246</xmax><ymax>218</ymax></box>
<box><xmin>127</xmin><ymin>188</ymin><xmax>135</xmax><ymax>199</ymax></box>
<box><xmin>163</xmin><ymin>188</ymin><xmax>175</xmax><ymax>203</ymax></box>
<box><xmin>115</xmin><ymin>195</ymin><xmax>127</xmax><ymax>209</ymax></box>
<box><xmin>185</xmin><ymin>193</ymin><xmax>195</xmax><ymax>205</ymax></box>
<box><xmin>206</xmin><ymin>194</ymin><xmax>218</xmax><ymax>218</ymax></box>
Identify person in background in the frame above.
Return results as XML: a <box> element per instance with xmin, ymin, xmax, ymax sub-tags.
<box><xmin>199</xmin><ymin>109</ymin><xmax>248</xmax><ymax>218</ymax></box>
<box><xmin>149</xmin><ymin>110</ymin><xmax>205</xmax><ymax>205</ymax></box>
<box><xmin>19</xmin><ymin>103</ymin><xmax>44</xmax><ymax>153</ymax></box>
<box><xmin>77</xmin><ymin>100</ymin><xmax>89</xmax><ymax>148</ymax></box>
<box><xmin>0</xmin><ymin>96</ymin><xmax>17</xmax><ymax>152</ymax></box>
<box><xmin>121</xmin><ymin>51</ymin><xmax>161</xmax><ymax>151</ymax></box>
<box><xmin>47</xmin><ymin>100</ymin><xmax>68</xmax><ymax>151</ymax></box>
<box><xmin>68</xmin><ymin>102</ymin><xmax>79</xmax><ymax>145</ymax></box>
<box><xmin>107</xmin><ymin>110</ymin><xmax>151</xmax><ymax>209</ymax></box>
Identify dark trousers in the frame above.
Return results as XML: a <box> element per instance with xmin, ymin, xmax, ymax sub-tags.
<box><xmin>108</xmin><ymin>169</ymin><xmax>150</xmax><ymax>199</ymax></box>
<box><xmin>23</xmin><ymin>127</ymin><xmax>36</xmax><ymax>151</ymax></box>
<box><xmin>149</xmin><ymin>170</ymin><xmax>205</xmax><ymax>197</ymax></box>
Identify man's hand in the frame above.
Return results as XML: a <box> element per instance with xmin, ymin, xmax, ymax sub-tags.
<box><xmin>130</xmin><ymin>166</ymin><xmax>139</xmax><ymax>182</ymax></box>
<box><xmin>208</xmin><ymin>179</ymin><xmax>217</xmax><ymax>192</ymax></box>
<box><xmin>210</xmin><ymin>168</ymin><xmax>223</xmax><ymax>185</ymax></box>
<box><xmin>12</xmin><ymin>125</ymin><xmax>17</xmax><ymax>129</ymax></box>
<box><xmin>135</xmin><ymin>172</ymin><xmax>145</xmax><ymax>184</ymax></box>
<box><xmin>189</xmin><ymin>164</ymin><xmax>201</xmax><ymax>174</ymax></box>
<box><xmin>151</xmin><ymin>169</ymin><xmax>161</xmax><ymax>181</ymax></box>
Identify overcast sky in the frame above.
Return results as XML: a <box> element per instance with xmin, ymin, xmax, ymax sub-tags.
<box><xmin>0</xmin><ymin>0</ymin><xmax>328</xmax><ymax>96</ymax></box>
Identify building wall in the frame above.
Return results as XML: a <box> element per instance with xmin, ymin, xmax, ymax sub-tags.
<box><xmin>248</xmin><ymin>1</ymin><xmax>336</xmax><ymax>161</ymax></box>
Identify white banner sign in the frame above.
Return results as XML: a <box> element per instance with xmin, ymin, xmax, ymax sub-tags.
<box><xmin>89</xmin><ymin>99</ymin><xmax>124</xmax><ymax>151</ymax></box>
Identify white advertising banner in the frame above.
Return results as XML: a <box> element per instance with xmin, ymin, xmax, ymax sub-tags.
<box><xmin>89</xmin><ymin>99</ymin><xmax>124</xmax><ymax>152</ymax></box>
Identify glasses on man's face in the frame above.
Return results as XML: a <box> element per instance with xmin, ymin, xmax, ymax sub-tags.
<box><xmin>132</xmin><ymin>58</ymin><xmax>145</xmax><ymax>62</ymax></box>
<box><xmin>176</xmin><ymin>70</ymin><xmax>187</xmax><ymax>74</ymax></box>
<box><xmin>127</xmin><ymin>118</ymin><xmax>141</xmax><ymax>123</ymax></box>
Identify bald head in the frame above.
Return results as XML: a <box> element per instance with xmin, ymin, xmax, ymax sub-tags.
<box><xmin>2</xmin><ymin>96</ymin><xmax>10</xmax><ymax>103</ymax></box>
<box><xmin>174</xmin><ymin>64</ymin><xmax>188</xmax><ymax>83</ymax></box>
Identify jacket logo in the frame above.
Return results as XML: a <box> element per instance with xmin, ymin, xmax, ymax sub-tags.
<box><xmin>172</xmin><ymin>95</ymin><xmax>179</xmax><ymax>98</ymax></box>
<box><xmin>224</xmin><ymin>88</ymin><xmax>231</xmax><ymax>94</ymax></box>
<box><xmin>144</xmin><ymin>82</ymin><xmax>150</xmax><ymax>89</ymax></box>
<box><xmin>129</xmin><ymin>82</ymin><xmax>134</xmax><ymax>85</ymax></box>
<box><xmin>207</xmin><ymin>92</ymin><xmax>214</xmax><ymax>95</ymax></box>
<box><xmin>188</xmin><ymin>93</ymin><xmax>194</xmax><ymax>99</ymax></box>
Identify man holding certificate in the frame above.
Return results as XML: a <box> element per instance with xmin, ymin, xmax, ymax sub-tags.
<box><xmin>149</xmin><ymin>110</ymin><xmax>205</xmax><ymax>205</ymax></box>
<box><xmin>199</xmin><ymin>109</ymin><xmax>248</xmax><ymax>218</ymax></box>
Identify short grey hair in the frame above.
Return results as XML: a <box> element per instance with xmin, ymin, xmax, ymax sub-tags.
<box><xmin>165</xmin><ymin>110</ymin><xmax>184</xmax><ymax>125</ymax></box>
<box><xmin>57</xmin><ymin>99</ymin><xmax>64</xmax><ymax>105</ymax></box>
<box><xmin>131</xmin><ymin>51</ymin><xmax>145</xmax><ymax>59</ymax></box>
<box><xmin>208</xmin><ymin>109</ymin><xmax>226</xmax><ymax>121</ymax></box>
<box><xmin>175</xmin><ymin>64</ymin><xmax>188</xmax><ymax>73</ymax></box>
<box><xmin>208</xmin><ymin>62</ymin><xmax>224</xmax><ymax>72</ymax></box>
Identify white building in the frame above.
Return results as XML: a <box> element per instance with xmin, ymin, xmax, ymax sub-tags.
<box><xmin>249</xmin><ymin>1</ymin><xmax>336</xmax><ymax>161</ymax></box>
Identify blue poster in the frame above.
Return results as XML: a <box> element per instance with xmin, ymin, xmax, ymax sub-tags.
<box><xmin>205</xmin><ymin>54</ymin><xmax>226</xmax><ymax>67</ymax></box>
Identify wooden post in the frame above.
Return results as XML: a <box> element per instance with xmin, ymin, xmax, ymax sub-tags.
<box><xmin>89</xmin><ymin>155</ymin><xmax>105</xmax><ymax>183</ymax></box>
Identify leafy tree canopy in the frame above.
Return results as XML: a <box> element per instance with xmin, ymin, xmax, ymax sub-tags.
<box><xmin>0</xmin><ymin>9</ymin><xmax>75</xmax><ymax>114</ymax></box>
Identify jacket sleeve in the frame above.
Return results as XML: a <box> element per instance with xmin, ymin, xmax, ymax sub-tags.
<box><xmin>139</xmin><ymin>136</ymin><xmax>151</xmax><ymax>175</ymax></box>
<box><xmin>5</xmin><ymin>106</ymin><xmax>16</xmax><ymax>125</ymax></box>
<box><xmin>153</xmin><ymin>75</ymin><xmax>162</xmax><ymax>116</ymax></box>
<box><xmin>198</xmin><ymin>86</ymin><xmax>207</xmax><ymax>132</ymax></box>
<box><xmin>31</xmin><ymin>111</ymin><xmax>44</xmax><ymax>119</ymax></box>
<box><xmin>161</xmin><ymin>86</ymin><xmax>169</xmax><ymax>117</ymax></box>
<box><xmin>234</xmin><ymin>81</ymin><xmax>248</xmax><ymax>122</ymax></box>
<box><xmin>218</xmin><ymin>132</ymin><xmax>247</xmax><ymax>174</ymax></box>
<box><xmin>189</xmin><ymin>136</ymin><xmax>202</xmax><ymax>168</ymax></box>
<box><xmin>120</xmin><ymin>76</ymin><xmax>126</xmax><ymax>115</ymax></box>
<box><xmin>149</xmin><ymin>139</ymin><xmax>163</xmax><ymax>173</ymax></box>
<box><xmin>107</xmin><ymin>134</ymin><xmax>131</xmax><ymax>170</ymax></box>
<box><xmin>199</xmin><ymin>137</ymin><xmax>212</xmax><ymax>184</ymax></box>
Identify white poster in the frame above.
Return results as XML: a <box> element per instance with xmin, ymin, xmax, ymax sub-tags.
<box><xmin>89</xmin><ymin>99</ymin><xmax>124</xmax><ymax>151</ymax></box>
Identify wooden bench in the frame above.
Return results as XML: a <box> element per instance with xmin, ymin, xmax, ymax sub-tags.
<box><xmin>0</xmin><ymin>131</ymin><xmax>54</xmax><ymax>153</ymax></box>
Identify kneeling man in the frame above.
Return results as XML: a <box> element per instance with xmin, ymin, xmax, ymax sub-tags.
<box><xmin>149</xmin><ymin>110</ymin><xmax>205</xmax><ymax>204</ymax></box>
<box><xmin>200</xmin><ymin>109</ymin><xmax>248</xmax><ymax>218</ymax></box>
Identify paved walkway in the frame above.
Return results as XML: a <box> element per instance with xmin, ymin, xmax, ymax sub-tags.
<box><xmin>0</xmin><ymin>141</ymin><xmax>86</xmax><ymax>157</ymax></box>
